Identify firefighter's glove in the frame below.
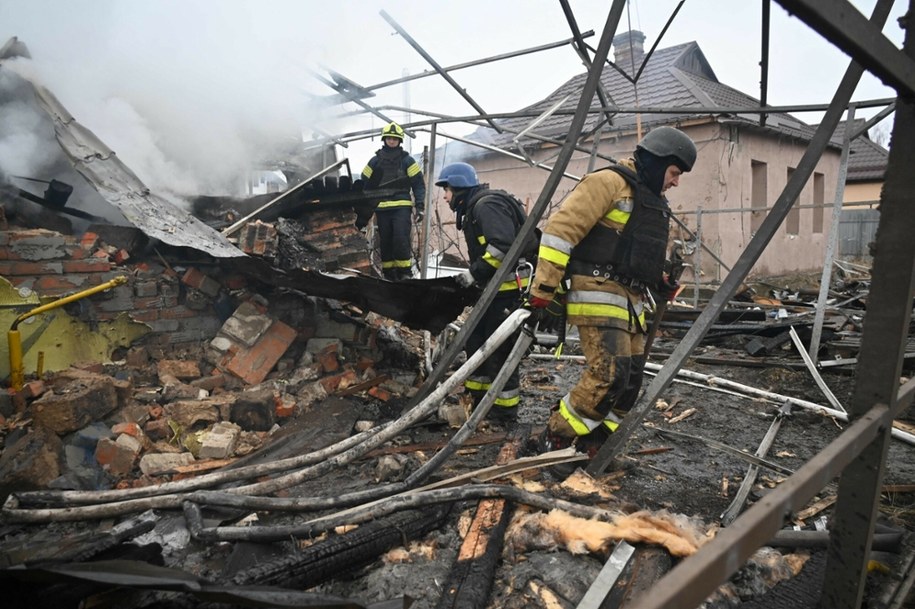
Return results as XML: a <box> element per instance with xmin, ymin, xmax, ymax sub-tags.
<box><xmin>657</xmin><ymin>274</ymin><xmax>681</xmax><ymax>302</ymax></box>
<box><xmin>455</xmin><ymin>270</ymin><xmax>476</xmax><ymax>288</ymax></box>
<box><xmin>414</xmin><ymin>210</ymin><xmax>424</xmax><ymax>224</ymax></box>
<box><xmin>524</xmin><ymin>294</ymin><xmax>565</xmax><ymax>333</ymax></box>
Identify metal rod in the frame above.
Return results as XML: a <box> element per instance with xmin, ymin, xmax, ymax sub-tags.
<box><xmin>809</xmin><ymin>105</ymin><xmax>855</xmax><ymax>362</ymax></box>
<box><xmin>312</xmin><ymin>97</ymin><xmax>897</xmax><ymax>145</ymax></box>
<box><xmin>362</xmin><ymin>32</ymin><xmax>595</xmax><ymax>92</ymax></box>
<box><xmin>634</xmin><ymin>1</ymin><xmax>685</xmax><ymax>83</ymax></box>
<box><xmin>380</xmin><ymin>10</ymin><xmax>502</xmax><ymax>134</ymax></box>
<box><xmin>221</xmin><ymin>158</ymin><xmax>349</xmax><ymax>237</ymax></box>
<box><xmin>420</xmin><ymin>129</ymin><xmax>436</xmax><ymax>279</ymax></box>
<box><xmin>431</xmin><ymin>129</ymin><xmax>581</xmax><ymax>181</ymax></box>
<box><xmin>790</xmin><ymin>326</ymin><xmax>844</xmax><ymax>412</ymax></box>
<box><xmin>576</xmin><ymin>541</ymin><xmax>636</xmax><ymax>609</ymax></box>
<box><xmin>719</xmin><ymin>401</ymin><xmax>791</xmax><ymax>526</ymax></box>
<box><xmin>850</xmin><ymin>101</ymin><xmax>895</xmax><ymax>140</ymax></box>
<box><xmin>308</xmin><ymin>68</ymin><xmax>409</xmax><ymax>136</ymax></box>
<box><xmin>559</xmin><ymin>0</ymin><xmax>618</xmax><ymax>128</ymax></box>
<box><xmin>760</xmin><ymin>0</ymin><xmax>771</xmax><ymax>127</ymax></box>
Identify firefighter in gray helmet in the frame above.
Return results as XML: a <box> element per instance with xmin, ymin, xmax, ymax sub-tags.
<box><xmin>359</xmin><ymin>122</ymin><xmax>426</xmax><ymax>280</ymax></box>
<box><xmin>526</xmin><ymin>126</ymin><xmax>697</xmax><ymax>476</ymax></box>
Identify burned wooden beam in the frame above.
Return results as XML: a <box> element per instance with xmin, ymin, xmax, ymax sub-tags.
<box><xmin>434</xmin><ymin>426</ymin><xmax>529</xmax><ymax>609</ymax></box>
<box><xmin>232</xmin><ymin>257</ymin><xmax>476</xmax><ymax>335</ymax></box>
<box><xmin>228</xmin><ymin>503</ymin><xmax>452</xmax><ymax>589</ymax></box>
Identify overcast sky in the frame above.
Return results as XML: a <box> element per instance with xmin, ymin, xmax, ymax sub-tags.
<box><xmin>0</xmin><ymin>0</ymin><xmax>905</xmax><ymax>197</ymax></box>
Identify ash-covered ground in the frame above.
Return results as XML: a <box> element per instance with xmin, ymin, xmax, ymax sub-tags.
<box><xmin>5</xmin><ymin>294</ymin><xmax>914</xmax><ymax>609</ymax></box>
<box><xmin>305</xmin><ymin>333</ymin><xmax>915</xmax><ymax>609</ymax></box>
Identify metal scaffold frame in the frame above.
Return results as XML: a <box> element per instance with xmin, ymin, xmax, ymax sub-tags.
<box><xmin>305</xmin><ymin>1</ymin><xmax>913</xmax><ymax>606</ymax></box>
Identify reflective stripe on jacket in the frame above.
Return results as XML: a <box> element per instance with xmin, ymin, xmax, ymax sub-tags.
<box><xmin>361</xmin><ymin>146</ymin><xmax>426</xmax><ymax>211</ymax></box>
<box><xmin>462</xmin><ymin>186</ymin><xmax>535</xmax><ymax>293</ymax></box>
<box><xmin>531</xmin><ymin>158</ymin><xmax>649</xmax><ymax>331</ymax></box>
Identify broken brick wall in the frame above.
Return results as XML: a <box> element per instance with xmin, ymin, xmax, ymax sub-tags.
<box><xmin>0</xmin><ymin>228</ymin><xmax>227</xmax><ymax>376</ymax></box>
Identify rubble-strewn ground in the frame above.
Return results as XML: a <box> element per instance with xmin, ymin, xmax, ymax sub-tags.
<box><xmin>2</xmin><ymin>273</ymin><xmax>915</xmax><ymax>609</ymax></box>
<box><xmin>307</xmin><ymin>340</ymin><xmax>915</xmax><ymax>609</ymax></box>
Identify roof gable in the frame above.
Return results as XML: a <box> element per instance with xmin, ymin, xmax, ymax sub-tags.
<box><xmin>471</xmin><ymin>36</ymin><xmax>822</xmax><ymax>152</ymax></box>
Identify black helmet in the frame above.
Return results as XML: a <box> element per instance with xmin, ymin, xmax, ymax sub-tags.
<box><xmin>435</xmin><ymin>162</ymin><xmax>480</xmax><ymax>188</ymax></box>
<box><xmin>637</xmin><ymin>127</ymin><xmax>697</xmax><ymax>172</ymax></box>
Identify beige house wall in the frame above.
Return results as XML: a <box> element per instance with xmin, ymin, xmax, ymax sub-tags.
<box><xmin>844</xmin><ymin>181</ymin><xmax>882</xmax><ymax>206</ymax></box>
<box><xmin>428</xmin><ymin>119</ymin><xmax>843</xmax><ymax>283</ymax></box>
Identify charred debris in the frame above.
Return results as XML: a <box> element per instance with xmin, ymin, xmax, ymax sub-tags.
<box><xmin>1</xmin><ymin>36</ymin><xmax>914</xmax><ymax>609</ymax></box>
<box><xmin>0</xmin><ymin>165</ymin><xmax>910</xmax><ymax>609</ymax></box>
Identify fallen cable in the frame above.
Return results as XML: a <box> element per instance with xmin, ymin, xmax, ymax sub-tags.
<box><xmin>8</xmin><ymin>423</ymin><xmax>386</xmax><ymax>508</ymax></box>
<box><xmin>182</xmin><ymin>482</ymin><xmax>615</xmax><ymax>543</ymax></box>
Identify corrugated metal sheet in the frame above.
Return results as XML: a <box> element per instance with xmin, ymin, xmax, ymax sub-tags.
<box><xmin>839</xmin><ymin>208</ymin><xmax>879</xmax><ymax>257</ymax></box>
<box><xmin>19</xmin><ymin>73</ymin><xmax>243</xmax><ymax>259</ymax></box>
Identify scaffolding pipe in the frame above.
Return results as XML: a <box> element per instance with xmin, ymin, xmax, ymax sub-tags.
<box><xmin>809</xmin><ymin>105</ymin><xmax>855</xmax><ymax>362</ymax></box>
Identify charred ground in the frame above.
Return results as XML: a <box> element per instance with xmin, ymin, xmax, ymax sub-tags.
<box><xmin>2</xmin><ymin>273</ymin><xmax>915</xmax><ymax>609</ymax></box>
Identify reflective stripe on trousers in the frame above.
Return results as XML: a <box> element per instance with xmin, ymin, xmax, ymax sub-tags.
<box><xmin>548</xmin><ymin>324</ymin><xmax>646</xmax><ymax>438</ymax></box>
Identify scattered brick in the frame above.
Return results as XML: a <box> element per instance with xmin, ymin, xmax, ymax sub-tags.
<box><xmin>275</xmin><ymin>395</ymin><xmax>296</xmax><ymax>418</ymax></box>
<box><xmin>190</xmin><ymin>372</ymin><xmax>227</xmax><ymax>393</ymax></box>
<box><xmin>95</xmin><ymin>437</ymin><xmax>138</xmax><ymax>476</ymax></box>
<box><xmin>143</xmin><ymin>417</ymin><xmax>172</xmax><ymax>442</ymax></box>
<box><xmin>181</xmin><ymin>267</ymin><xmax>222</xmax><ymax>298</ymax></box>
<box><xmin>368</xmin><ymin>386</ymin><xmax>392</xmax><ymax>402</ymax></box>
<box><xmin>80</xmin><ymin>232</ymin><xmax>99</xmax><ymax>250</ymax></box>
<box><xmin>112</xmin><ymin>421</ymin><xmax>142</xmax><ymax>437</ymax></box>
<box><xmin>224</xmin><ymin>320</ymin><xmax>297</xmax><ymax>385</ymax></box>
<box><xmin>19</xmin><ymin>380</ymin><xmax>46</xmax><ymax>400</ymax></box>
<box><xmin>157</xmin><ymin>360</ymin><xmax>201</xmax><ymax>382</ymax></box>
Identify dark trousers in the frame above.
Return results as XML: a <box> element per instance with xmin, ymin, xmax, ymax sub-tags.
<box><xmin>465</xmin><ymin>292</ymin><xmax>523</xmax><ymax>408</ymax></box>
<box><xmin>377</xmin><ymin>208</ymin><xmax>413</xmax><ymax>279</ymax></box>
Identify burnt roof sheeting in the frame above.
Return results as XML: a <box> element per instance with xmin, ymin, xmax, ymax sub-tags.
<box><xmin>482</xmin><ymin>40</ymin><xmax>824</xmax><ymax>150</ymax></box>
<box><xmin>234</xmin><ymin>257</ymin><xmax>475</xmax><ymax>334</ymax></box>
<box><xmin>24</xmin><ymin>75</ymin><xmax>243</xmax><ymax>259</ymax></box>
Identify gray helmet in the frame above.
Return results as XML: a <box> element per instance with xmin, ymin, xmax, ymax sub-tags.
<box><xmin>637</xmin><ymin>127</ymin><xmax>697</xmax><ymax>172</ymax></box>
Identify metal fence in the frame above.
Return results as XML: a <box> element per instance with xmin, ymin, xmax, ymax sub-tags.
<box><xmin>838</xmin><ymin>208</ymin><xmax>880</xmax><ymax>258</ymax></box>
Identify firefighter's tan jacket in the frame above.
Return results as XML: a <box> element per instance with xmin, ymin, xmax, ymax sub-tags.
<box><xmin>530</xmin><ymin>158</ymin><xmax>647</xmax><ymax>332</ymax></box>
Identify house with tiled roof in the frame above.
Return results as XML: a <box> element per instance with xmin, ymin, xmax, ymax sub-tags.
<box><xmin>430</xmin><ymin>30</ymin><xmax>852</xmax><ymax>282</ymax></box>
<box><xmin>825</xmin><ymin>119</ymin><xmax>889</xmax><ymax>207</ymax></box>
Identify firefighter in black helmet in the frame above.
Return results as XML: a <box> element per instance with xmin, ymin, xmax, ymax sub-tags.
<box><xmin>527</xmin><ymin>126</ymin><xmax>697</xmax><ymax>476</ymax></box>
<box><xmin>360</xmin><ymin>122</ymin><xmax>426</xmax><ymax>280</ymax></box>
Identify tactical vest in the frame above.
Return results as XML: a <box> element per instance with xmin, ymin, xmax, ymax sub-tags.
<box><xmin>569</xmin><ymin>164</ymin><xmax>670</xmax><ymax>286</ymax></box>
<box><xmin>374</xmin><ymin>148</ymin><xmax>409</xmax><ymax>191</ymax></box>
<box><xmin>465</xmin><ymin>189</ymin><xmax>539</xmax><ymax>262</ymax></box>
